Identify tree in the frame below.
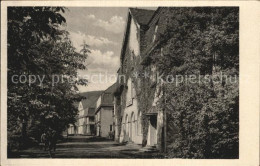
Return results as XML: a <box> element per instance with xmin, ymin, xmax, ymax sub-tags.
<box><xmin>7</xmin><ymin>7</ymin><xmax>89</xmax><ymax>151</ymax></box>
<box><xmin>153</xmin><ymin>7</ymin><xmax>239</xmax><ymax>158</ymax></box>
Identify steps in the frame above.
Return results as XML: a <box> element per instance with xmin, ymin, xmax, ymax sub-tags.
<box><xmin>124</xmin><ymin>142</ymin><xmax>159</xmax><ymax>153</ymax></box>
<box><xmin>139</xmin><ymin>145</ymin><xmax>159</xmax><ymax>153</ymax></box>
<box><xmin>125</xmin><ymin>142</ymin><xmax>142</xmax><ymax>149</ymax></box>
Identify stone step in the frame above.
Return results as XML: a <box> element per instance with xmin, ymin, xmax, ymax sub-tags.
<box><xmin>125</xmin><ymin>142</ymin><xmax>142</xmax><ymax>148</ymax></box>
<box><xmin>139</xmin><ymin>145</ymin><xmax>159</xmax><ymax>152</ymax></box>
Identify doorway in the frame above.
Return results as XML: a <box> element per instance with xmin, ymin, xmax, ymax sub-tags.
<box><xmin>148</xmin><ymin>115</ymin><xmax>157</xmax><ymax>146</ymax></box>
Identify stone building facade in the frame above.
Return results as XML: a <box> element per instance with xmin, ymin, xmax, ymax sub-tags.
<box><xmin>95</xmin><ymin>83</ymin><xmax>117</xmax><ymax>138</ymax></box>
<box><xmin>113</xmin><ymin>7</ymin><xmax>168</xmax><ymax>151</ymax></box>
<box><xmin>68</xmin><ymin>91</ymin><xmax>103</xmax><ymax>135</ymax></box>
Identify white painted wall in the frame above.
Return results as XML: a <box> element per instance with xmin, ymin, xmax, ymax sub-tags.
<box><xmin>147</xmin><ymin>84</ymin><xmax>163</xmax><ymax>146</ymax></box>
<box><xmin>100</xmin><ymin>107</ymin><xmax>114</xmax><ymax>137</ymax></box>
<box><xmin>119</xmin><ymin>17</ymin><xmax>142</xmax><ymax>144</ymax></box>
<box><xmin>120</xmin><ymin>79</ymin><xmax>142</xmax><ymax>144</ymax></box>
<box><xmin>129</xmin><ymin>17</ymin><xmax>140</xmax><ymax>56</ymax></box>
<box><xmin>96</xmin><ymin>111</ymin><xmax>101</xmax><ymax>136</ymax></box>
<box><xmin>96</xmin><ymin>96</ymin><xmax>102</xmax><ymax>109</ymax></box>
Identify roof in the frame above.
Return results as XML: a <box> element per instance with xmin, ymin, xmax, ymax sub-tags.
<box><xmin>104</xmin><ymin>83</ymin><xmax>117</xmax><ymax>93</ymax></box>
<box><xmin>80</xmin><ymin>91</ymin><xmax>103</xmax><ymax>116</ymax></box>
<box><xmin>129</xmin><ymin>8</ymin><xmax>155</xmax><ymax>26</ymax></box>
<box><xmin>95</xmin><ymin>83</ymin><xmax>117</xmax><ymax>113</ymax></box>
<box><xmin>142</xmin><ymin>7</ymin><xmax>165</xmax><ymax>56</ymax></box>
<box><xmin>145</xmin><ymin>106</ymin><xmax>158</xmax><ymax>115</ymax></box>
<box><xmin>120</xmin><ymin>8</ymin><xmax>157</xmax><ymax>64</ymax></box>
<box><xmin>80</xmin><ymin>91</ymin><xmax>103</xmax><ymax>108</ymax></box>
<box><xmin>135</xmin><ymin>7</ymin><xmax>166</xmax><ymax>64</ymax></box>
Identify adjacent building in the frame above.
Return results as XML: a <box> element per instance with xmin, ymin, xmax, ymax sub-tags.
<box><xmin>69</xmin><ymin>8</ymin><xmax>168</xmax><ymax>151</ymax></box>
<box><xmin>95</xmin><ymin>83</ymin><xmax>117</xmax><ymax>138</ymax></box>
<box><xmin>68</xmin><ymin>91</ymin><xmax>103</xmax><ymax>135</ymax></box>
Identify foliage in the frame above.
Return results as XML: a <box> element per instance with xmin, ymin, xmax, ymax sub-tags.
<box><xmin>7</xmin><ymin>7</ymin><xmax>89</xmax><ymax>150</ymax></box>
<box><xmin>153</xmin><ymin>7</ymin><xmax>239</xmax><ymax>158</ymax></box>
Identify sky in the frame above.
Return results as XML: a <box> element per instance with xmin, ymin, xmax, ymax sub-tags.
<box><xmin>64</xmin><ymin>7</ymin><xmax>156</xmax><ymax>93</ymax></box>
<box><xmin>64</xmin><ymin>7</ymin><xmax>128</xmax><ymax>92</ymax></box>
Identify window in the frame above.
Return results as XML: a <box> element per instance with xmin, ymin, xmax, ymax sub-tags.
<box><xmin>130</xmin><ymin>50</ymin><xmax>135</xmax><ymax>61</ymax></box>
<box><xmin>123</xmin><ymin>59</ymin><xmax>128</xmax><ymax>73</ymax></box>
<box><xmin>151</xmin><ymin>65</ymin><xmax>157</xmax><ymax>83</ymax></box>
<box><xmin>110</xmin><ymin>125</ymin><xmax>113</xmax><ymax>131</ymax></box>
<box><xmin>131</xmin><ymin>81</ymin><xmax>135</xmax><ymax>99</ymax></box>
<box><xmin>97</xmin><ymin>112</ymin><xmax>100</xmax><ymax>122</ymax></box>
<box><xmin>126</xmin><ymin>79</ymin><xmax>133</xmax><ymax>106</ymax></box>
<box><xmin>89</xmin><ymin>117</ymin><xmax>94</xmax><ymax>122</ymax></box>
<box><xmin>152</xmin><ymin>24</ymin><xmax>159</xmax><ymax>42</ymax></box>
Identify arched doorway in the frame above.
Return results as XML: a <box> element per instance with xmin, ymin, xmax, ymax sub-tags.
<box><xmin>125</xmin><ymin>114</ymin><xmax>129</xmax><ymax>141</ymax></box>
<box><xmin>148</xmin><ymin>115</ymin><xmax>157</xmax><ymax>146</ymax></box>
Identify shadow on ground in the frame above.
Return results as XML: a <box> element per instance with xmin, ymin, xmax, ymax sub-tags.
<box><xmin>8</xmin><ymin>136</ymin><xmax>164</xmax><ymax>159</ymax></box>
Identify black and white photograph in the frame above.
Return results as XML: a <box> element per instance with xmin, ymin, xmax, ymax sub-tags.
<box><xmin>6</xmin><ymin>6</ymin><xmax>240</xmax><ymax>159</ymax></box>
<box><xmin>1</xmin><ymin>1</ymin><xmax>259</xmax><ymax>165</ymax></box>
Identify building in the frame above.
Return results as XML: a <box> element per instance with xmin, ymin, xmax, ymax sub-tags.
<box><xmin>113</xmin><ymin>7</ymin><xmax>167</xmax><ymax>151</ymax></box>
<box><xmin>95</xmin><ymin>83</ymin><xmax>117</xmax><ymax>138</ymax></box>
<box><xmin>68</xmin><ymin>91</ymin><xmax>103</xmax><ymax>135</ymax></box>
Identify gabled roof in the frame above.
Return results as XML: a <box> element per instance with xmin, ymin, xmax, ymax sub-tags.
<box><xmin>80</xmin><ymin>91</ymin><xmax>103</xmax><ymax>116</ymax></box>
<box><xmin>140</xmin><ymin>7</ymin><xmax>166</xmax><ymax>64</ymax></box>
<box><xmin>80</xmin><ymin>91</ymin><xmax>103</xmax><ymax>109</ymax></box>
<box><xmin>104</xmin><ymin>83</ymin><xmax>117</xmax><ymax>93</ymax></box>
<box><xmin>129</xmin><ymin>8</ymin><xmax>155</xmax><ymax>26</ymax></box>
<box><xmin>120</xmin><ymin>8</ymin><xmax>157</xmax><ymax>63</ymax></box>
<box><xmin>95</xmin><ymin>83</ymin><xmax>117</xmax><ymax>113</ymax></box>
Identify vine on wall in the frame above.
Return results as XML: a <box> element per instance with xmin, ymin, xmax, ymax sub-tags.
<box><xmin>116</xmin><ymin>34</ymin><xmax>157</xmax><ymax>145</ymax></box>
<box><xmin>152</xmin><ymin>7</ymin><xmax>239</xmax><ymax>158</ymax></box>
